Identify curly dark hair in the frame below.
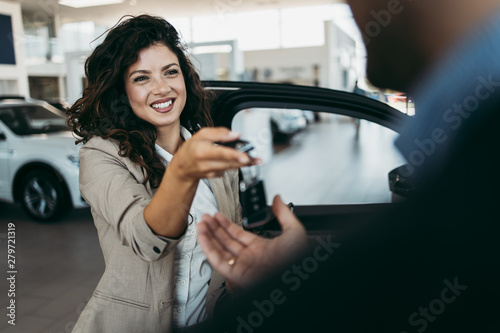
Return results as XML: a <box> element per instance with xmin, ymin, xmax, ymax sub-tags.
<box><xmin>67</xmin><ymin>14</ymin><xmax>213</xmax><ymax>188</ymax></box>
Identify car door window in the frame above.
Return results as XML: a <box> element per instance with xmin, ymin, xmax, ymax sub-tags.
<box><xmin>231</xmin><ymin>108</ymin><xmax>406</xmax><ymax>205</ymax></box>
<box><xmin>0</xmin><ymin>106</ymin><xmax>68</xmax><ymax>135</ymax></box>
<box><xmin>18</xmin><ymin>106</ymin><xmax>67</xmax><ymax>133</ymax></box>
<box><xmin>0</xmin><ymin>108</ymin><xmax>28</xmax><ymax>135</ymax></box>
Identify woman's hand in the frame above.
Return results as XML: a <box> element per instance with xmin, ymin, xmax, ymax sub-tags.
<box><xmin>144</xmin><ymin>127</ymin><xmax>260</xmax><ymax>238</ymax></box>
<box><xmin>169</xmin><ymin>127</ymin><xmax>260</xmax><ymax>181</ymax></box>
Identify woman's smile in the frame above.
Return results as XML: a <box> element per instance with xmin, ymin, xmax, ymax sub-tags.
<box><xmin>151</xmin><ymin>98</ymin><xmax>175</xmax><ymax>112</ymax></box>
<box><xmin>124</xmin><ymin>43</ymin><xmax>187</xmax><ymax>131</ymax></box>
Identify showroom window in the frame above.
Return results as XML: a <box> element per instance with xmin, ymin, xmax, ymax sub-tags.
<box><xmin>60</xmin><ymin>21</ymin><xmax>107</xmax><ymax>53</ymax></box>
<box><xmin>187</xmin><ymin>4</ymin><xmax>353</xmax><ymax>51</ymax></box>
<box><xmin>55</xmin><ymin>4</ymin><xmax>354</xmax><ymax>52</ymax></box>
<box><xmin>232</xmin><ymin>10</ymin><xmax>281</xmax><ymax>50</ymax></box>
<box><xmin>191</xmin><ymin>9</ymin><xmax>281</xmax><ymax>50</ymax></box>
<box><xmin>280</xmin><ymin>6</ymin><xmax>332</xmax><ymax>48</ymax></box>
<box><xmin>168</xmin><ymin>17</ymin><xmax>192</xmax><ymax>44</ymax></box>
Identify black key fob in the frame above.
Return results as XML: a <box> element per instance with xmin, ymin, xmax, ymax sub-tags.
<box><xmin>240</xmin><ymin>178</ymin><xmax>272</xmax><ymax>229</ymax></box>
<box><xmin>218</xmin><ymin>138</ymin><xmax>271</xmax><ymax>229</ymax></box>
<box><xmin>216</xmin><ymin>139</ymin><xmax>254</xmax><ymax>154</ymax></box>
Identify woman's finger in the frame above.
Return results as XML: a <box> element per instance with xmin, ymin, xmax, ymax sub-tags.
<box><xmin>187</xmin><ymin>141</ymin><xmax>255</xmax><ymax>169</ymax></box>
<box><xmin>191</xmin><ymin>159</ymin><xmax>258</xmax><ymax>178</ymax></box>
<box><xmin>197</xmin><ymin>142</ymin><xmax>253</xmax><ymax>165</ymax></box>
<box><xmin>193</xmin><ymin>127</ymin><xmax>240</xmax><ymax>142</ymax></box>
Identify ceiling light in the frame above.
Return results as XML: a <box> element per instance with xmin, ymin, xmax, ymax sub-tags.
<box><xmin>58</xmin><ymin>0</ymin><xmax>124</xmax><ymax>8</ymax></box>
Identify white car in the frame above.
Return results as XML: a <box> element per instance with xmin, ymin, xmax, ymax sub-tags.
<box><xmin>0</xmin><ymin>96</ymin><xmax>87</xmax><ymax>221</ymax></box>
<box><xmin>267</xmin><ymin>108</ymin><xmax>308</xmax><ymax>144</ymax></box>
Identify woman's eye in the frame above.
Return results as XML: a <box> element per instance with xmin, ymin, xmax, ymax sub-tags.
<box><xmin>133</xmin><ymin>76</ymin><xmax>148</xmax><ymax>82</ymax></box>
<box><xmin>165</xmin><ymin>69</ymin><xmax>179</xmax><ymax>76</ymax></box>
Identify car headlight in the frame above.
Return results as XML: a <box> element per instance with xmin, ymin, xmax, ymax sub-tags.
<box><xmin>67</xmin><ymin>155</ymin><xmax>80</xmax><ymax>167</ymax></box>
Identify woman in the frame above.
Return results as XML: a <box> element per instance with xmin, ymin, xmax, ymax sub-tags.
<box><xmin>67</xmin><ymin>14</ymin><xmax>257</xmax><ymax>332</ymax></box>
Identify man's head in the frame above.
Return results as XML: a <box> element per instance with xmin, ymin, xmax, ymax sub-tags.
<box><xmin>346</xmin><ymin>0</ymin><xmax>500</xmax><ymax>92</ymax></box>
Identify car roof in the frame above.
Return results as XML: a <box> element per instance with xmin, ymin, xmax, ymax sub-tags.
<box><xmin>0</xmin><ymin>96</ymin><xmax>27</xmax><ymax>104</ymax></box>
<box><xmin>0</xmin><ymin>96</ymin><xmax>67</xmax><ymax>117</ymax></box>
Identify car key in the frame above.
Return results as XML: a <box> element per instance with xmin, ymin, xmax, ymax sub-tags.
<box><xmin>215</xmin><ymin>138</ymin><xmax>272</xmax><ymax>229</ymax></box>
<box><xmin>215</xmin><ymin>139</ymin><xmax>255</xmax><ymax>154</ymax></box>
<box><xmin>239</xmin><ymin>163</ymin><xmax>273</xmax><ymax>229</ymax></box>
<box><xmin>239</xmin><ymin>178</ymin><xmax>272</xmax><ymax>229</ymax></box>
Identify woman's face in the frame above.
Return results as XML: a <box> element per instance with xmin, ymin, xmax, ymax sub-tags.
<box><xmin>124</xmin><ymin>43</ymin><xmax>187</xmax><ymax>132</ymax></box>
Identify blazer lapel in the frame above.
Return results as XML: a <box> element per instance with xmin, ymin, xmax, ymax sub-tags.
<box><xmin>208</xmin><ymin>177</ymin><xmax>231</xmax><ymax>218</ymax></box>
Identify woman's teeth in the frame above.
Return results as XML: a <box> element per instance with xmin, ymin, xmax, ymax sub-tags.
<box><xmin>152</xmin><ymin>100</ymin><xmax>173</xmax><ymax>109</ymax></box>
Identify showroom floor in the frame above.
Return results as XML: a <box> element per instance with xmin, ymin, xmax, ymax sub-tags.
<box><xmin>0</xmin><ymin>117</ymin><xmax>405</xmax><ymax>333</ymax></box>
<box><xmin>0</xmin><ymin>206</ymin><xmax>102</xmax><ymax>333</ymax></box>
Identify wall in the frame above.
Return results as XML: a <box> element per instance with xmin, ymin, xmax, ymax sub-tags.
<box><xmin>240</xmin><ymin>21</ymin><xmax>357</xmax><ymax>90</ymax></box>
<box><xmin>0</xmin><ymin>1</ymin><xmax>28</xmax><ymax>96</ymax></box>
<box><xmin>65</xmin><ymin>51</ymin><xmax>88</xmax><ymax>105</ymax></box>
<box><xmin>326</xmin><ymin>20</ymin><xmax>357</xmax><ymax>92</ymax></box>
<box><xmin>243</xmin><ymin>45</ymin><xmax>329</xmax><ymax>87</ymax></box>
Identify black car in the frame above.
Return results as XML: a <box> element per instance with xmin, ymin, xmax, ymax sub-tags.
<box><xmin>203</xmin><ymin>80</ymin><xmax>411</xmax><ymax>235</ymax></box>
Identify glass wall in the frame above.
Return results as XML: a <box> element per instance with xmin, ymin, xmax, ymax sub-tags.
<box><xmin>172</xmin><ymin>4</ymin><xmax>353</xmax><ymax>50</ymax></box>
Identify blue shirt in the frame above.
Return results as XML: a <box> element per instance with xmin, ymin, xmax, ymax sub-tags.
<box><xmin>394</xmin><ymin>9</ymin><xmax>500</xmax><ymax>182</ymax></box>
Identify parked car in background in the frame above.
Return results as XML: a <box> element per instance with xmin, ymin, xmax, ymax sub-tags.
<box><xmin>302</xmin><ymin>110</ymin><xmax>315</xmax><ymax>124</ymax></box>
<box><xmin>0</xmin><ymin>96</ymin><xmax>87</xmax><ymax>221</ymax></box>
<box><xmin>268</xmin><ymin>108</ymin><xmax>307</xmax><ymax>142</ymax></box>
<box><xmin>47</xmin><ymin>98</ymin><xmax>71</xmax><ymax>113</ymax></box>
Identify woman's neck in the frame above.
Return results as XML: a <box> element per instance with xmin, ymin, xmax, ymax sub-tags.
<box><xmin>156</xmin><ymin>123</ymin><xmax>183</xmax><ymax>155</ymax></box>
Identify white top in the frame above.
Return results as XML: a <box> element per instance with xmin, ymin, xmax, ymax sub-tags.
<box><xmin>155</xmin><ymin>126</ymin><xmax>219</xmax><ymax>328</ymax></box>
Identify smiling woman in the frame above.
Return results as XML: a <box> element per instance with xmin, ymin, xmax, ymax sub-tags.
<box><xmin>67</xmin><ymin>15</ymin><xmax>215</xmax><ymax>188</ymax></box>
<box><xmin>66</xmin><ymin>14</ymin><xmax>259</xmax><ymax>333</ymax></box>
<box><xmin>124</xmin><ymin>44</ymin><xmax>187</xmax><ymax>147</ymax></box>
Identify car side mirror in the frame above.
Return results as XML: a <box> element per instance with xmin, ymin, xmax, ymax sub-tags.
<box><xmin>0</xmin><ymin>132</ymin><xmax>6</xmax><ymax>141</ymax></box>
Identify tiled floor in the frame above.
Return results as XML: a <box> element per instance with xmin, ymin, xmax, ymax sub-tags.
<box><xmin>0</xmin><ymin>116</ymin><xmax>405</xmax><ymax>332</ymax></box>
<box><xmin>234</xmin><ymin>112</ymin><xmax>406</xmax><ymax>205</ymax></box>
<box><xmin>0</xmin><ymin>206</ymin><xmax>103</xmax><ymax>333</ymax></box>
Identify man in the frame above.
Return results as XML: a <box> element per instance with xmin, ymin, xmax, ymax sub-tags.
<box><xmin>199</xmin><ymin>0</ymin><xmax>500</xmax><ymax>331</ymax></box>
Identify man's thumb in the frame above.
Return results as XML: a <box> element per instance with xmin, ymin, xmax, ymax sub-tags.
<box><xmin>272</xmin><ymin>195</ymin><xmax>301</xmax><ymax>232</ymax></box>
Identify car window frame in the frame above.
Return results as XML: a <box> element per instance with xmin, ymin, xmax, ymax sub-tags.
<box><xmin>205</xmin><ymin>81</ymin><xmax>411</xmax><ymax>234</ymax></box>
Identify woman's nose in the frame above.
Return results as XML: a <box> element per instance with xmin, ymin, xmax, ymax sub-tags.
<box><xmin>152</xmin><ymin>77</ymin><xmax>170</xmax><ymax>95</ymax></box>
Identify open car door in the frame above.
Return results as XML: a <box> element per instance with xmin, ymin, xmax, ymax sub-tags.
<box><xmin>205</xmin><ymin>81</ymin><xmax>412</xmax><ymax>237</ymax></box>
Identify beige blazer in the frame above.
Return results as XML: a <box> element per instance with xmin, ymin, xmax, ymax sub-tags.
<box><xmin>72</xmin><ymin>136</ymin><xmax>242</xmax><ymax>333</ymax></box>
